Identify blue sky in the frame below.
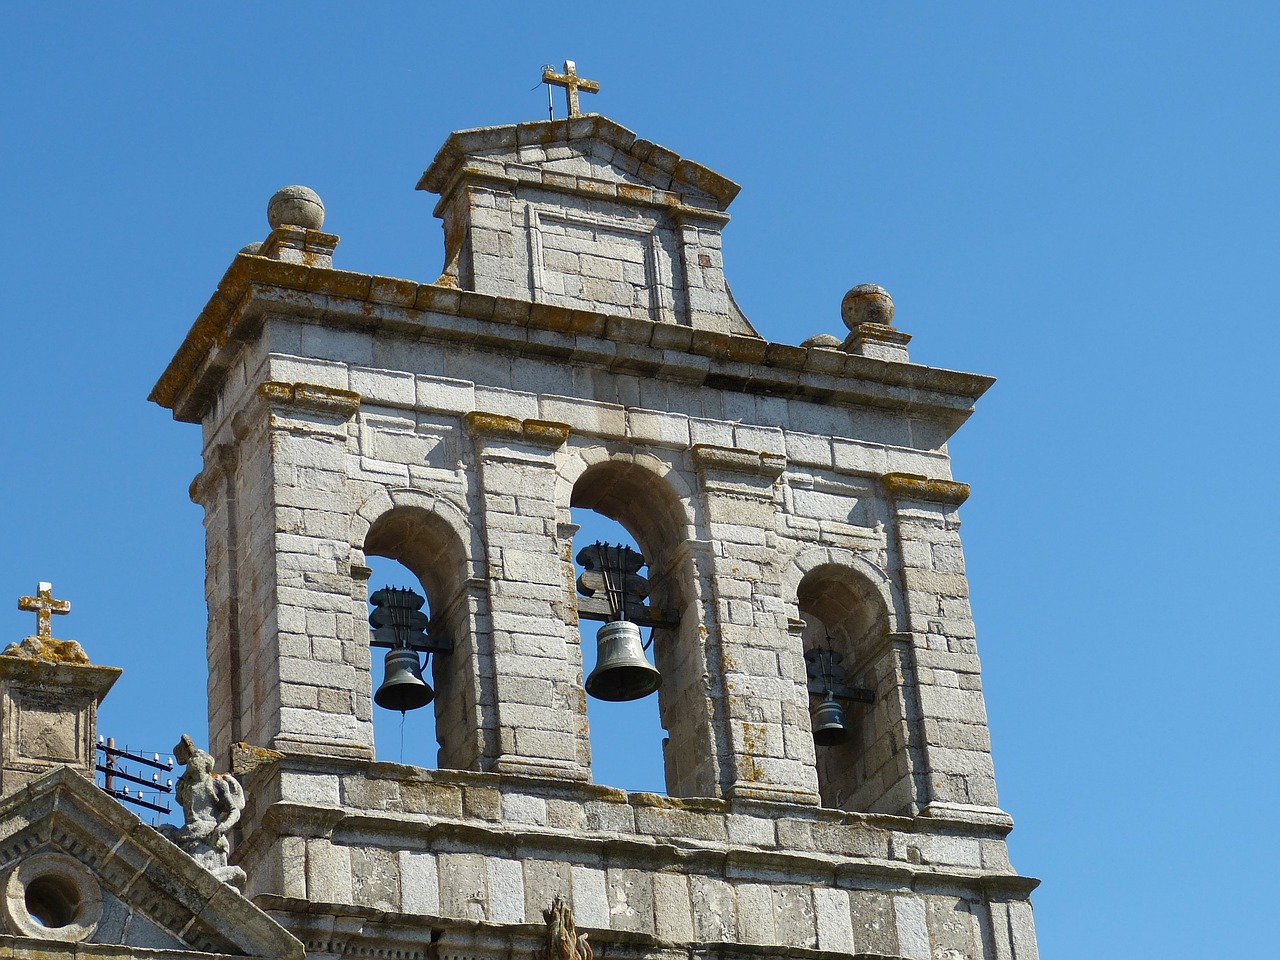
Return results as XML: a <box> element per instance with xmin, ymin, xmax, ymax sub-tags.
<box><xmin>2</xmin><ymin>5</ymin><xmax>1278</xmax><ymax>956</ymax></box>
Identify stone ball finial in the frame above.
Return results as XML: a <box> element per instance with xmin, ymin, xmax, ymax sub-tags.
<box><xmin>267</xmin><ymin>185</ymin><xmax>325</xmax><ymax>231</ymax></box>
<box><xmin>800</xmin><ymin>333</ymin><xmax>843</xmax><ymax>349</ymax></box>
<box><xmin>841</xmin><ymin>284</ymin><xmax>894</xmax><ymax>330</ymax></box>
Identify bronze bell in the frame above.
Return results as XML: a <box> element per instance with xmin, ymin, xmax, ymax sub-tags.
<box><xmin>375</xmin><ymin>647</ymin><xmax>434</xmax><ymax>712</ymax></box>
<box><xmin>811</xmin><ymin>694</ymin><xmax>849</xmax><ymax>746</ymax></box>
<box><xmin>585</xmin><ymin>621</ymin><xmax>661</xmax><ymax>702</ymax></box>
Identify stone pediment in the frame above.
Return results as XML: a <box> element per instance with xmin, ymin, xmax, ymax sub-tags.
<box><xmin>417</xmin><ymin>115</ymin><xmax>757</xmax><ymax>336</ymax></box>
<box><xmin>417</xmin><ymin>115</ymin><xmax>740</xmax><ymax>213</ymax></box>
<box><xmin>0</xmin><ymin>768</ymin><xmax>301</xmax><ymax>959</ymax></box>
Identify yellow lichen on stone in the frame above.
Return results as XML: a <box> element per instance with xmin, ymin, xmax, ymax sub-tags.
<box><xmin>1</xmin><ymin>635</ymin><xmax>90</xmax><ymax>664</ymax></box>
<box><xmin>230</xmin><ymin>741</ymin><xmax>285</xmax><ymax>777</ymax></box>
<box><xmin>882</xmin><ymin>472</ymin><xmax>970</xmax><ymax>505</ymax></box>
<box><xmin>464</xmin><ymin>411</ymin><xmax>523</xmax><ymax>437</ymax></box>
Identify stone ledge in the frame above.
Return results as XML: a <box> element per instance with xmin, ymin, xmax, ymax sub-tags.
<box><xmin>918</xmin><ymin>801</ymin><xmax>1014</xmax><ymax>829</ymax></box>
<box><xmin>441</xmin><ymin>159</ymin><xmax>731</xmax><ymax>225</ymax></box>
<box><xmin>150</xmin><ymin>257</ymin><xmax>993</xmax><ymax>426</ymax></box>
<box><xmin>692</xmin><ymin>444</ymin><xmax>787</xmax><ymax>479</ymax></box>
<box><xmin>241</xmin><ymin>754</ymin><xmax>1020</xmax><ymax>863</ymax></box>
<box><xmin>257</xmin><ymin>380</ymin><xmax>361</xmax><ymax>420</ymax></box>
<box><xmin>464</xmin><ymin>413</ymin><xmax>571</xmax><ymax>449</ymax></box>
<box><xmin>256</xmin><ymin>802</ymin><xmax>1032</xmax><ymax>896</ymax></box>
<box><xmin>255</xmin><ymin>897</ymin><xmax>917</xmax><ymax>960</ymax></box>
<box><xmin>882</xmin><ymin>473</ymin><xmax>970</xmax><ymax>506</ymax></box>
<box><xmin>0</xmin><ymin>652</ymin><xmax>121</xmax><ymax>693</ymax></box>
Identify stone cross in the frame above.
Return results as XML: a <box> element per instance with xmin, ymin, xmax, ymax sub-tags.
<box><xmin>18</xmin><ymin>582</ymin><xmax>70</xmax><ymax>638</ymax></box>
<box><xmin>541</xmin><ymin>60</ymin><xmax>599</xmax><ymax>118</ymax></box>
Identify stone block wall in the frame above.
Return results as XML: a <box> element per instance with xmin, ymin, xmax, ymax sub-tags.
<box><xmin>234</xmin><ymin>755</ymin><xmax>1038</xmax><ymax>960</ymax></box>
<box><xmin>180</xmin><ymin>294</ymin><xmax>1003</xmax><ymax>825</ymax></box>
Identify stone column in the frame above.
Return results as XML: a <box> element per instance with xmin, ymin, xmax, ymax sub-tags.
<box><xmin>884</xmin><ymin>473</ymin><xmax>1001</xmax><ymax>817</ymax></box>
<box><xmin>692</xmin><ymin>444</ymin><xmax>821</xmax><ymax>805</ymax></box>
<box><xmin>0</xmin><ymin>639</ymin><xmax>119</xmax><ymax>796</ymax></box>
<box><xmin>465</xmin><ymin>413</ymin><xmax>589</xmax><ymax>781</ymax></box>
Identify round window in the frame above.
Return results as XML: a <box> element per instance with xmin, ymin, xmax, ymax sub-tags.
<box><xmin>3</xmin><ymin>853</ymin><xmax>102</xmax><ymax>942</ymax></box>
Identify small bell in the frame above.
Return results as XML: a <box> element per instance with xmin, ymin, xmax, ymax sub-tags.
<box><xmin>375</xmin><ymin>647</ymin><xmax>434</xmax><ymax>712</ymax></box>
<box><xmin>811</xmin><ymin>694</ymin><xmax>849</xmax><ymax>746</ymax></box>
<box><xmin>585</xmin><ymin>621</ymin><xmax>662</xmax><ymax>702</ymax></box>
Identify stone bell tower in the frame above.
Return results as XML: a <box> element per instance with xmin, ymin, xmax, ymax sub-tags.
<box><xmin>152</xmin><ymin>93</ymin><xmax>1039</xmax><ymax>959</ymax></box>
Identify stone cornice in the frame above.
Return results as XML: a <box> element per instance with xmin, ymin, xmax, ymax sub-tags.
<box><xmin>0</xmin><ymin>653</ymin><xmax>121</xmax><ymax>700</ymax></box>
<box><xmin>463</xmin><ymin>413</ymin><xmax>571</xmax><ymax>448</ymax></box>
<box><xmin>883</xmin><ymin>472</ymin><xmax>971</xmax><ymax>506</ymax></box>
<box><xmin>428</xmin><ymin>158</ymin><xmax>732</xmax><ymax>227</ymax></box>
<box><xmin>257</xmin><ymin>380</ymin><xmax>361</xmax><ymax>419</ymax></box>
<box><xmin>255</xmin><ymin>800</ymin><xmax>1037</xmax><ymax>900</ymax></box>
<box><xmin>150</xmin><ymin>256</ymin><xmax>995</xmax><ymax>426</ymax></box>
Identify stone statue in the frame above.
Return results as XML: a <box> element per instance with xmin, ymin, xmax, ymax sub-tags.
<box><xmin>160</xmin><ymin>735</ymin><xmax>247</xmax><ymax>889</ymax></box>
<box><xmin>542</xmin><ymin>896</ymin><xmax>591</xmax><ymax>960</ymax></box>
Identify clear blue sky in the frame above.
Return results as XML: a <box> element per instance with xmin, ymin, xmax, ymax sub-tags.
<box><xmin>3</xmin><ymin>5</ymin><xmax>1277</xmax><ymax>956</ymax></box>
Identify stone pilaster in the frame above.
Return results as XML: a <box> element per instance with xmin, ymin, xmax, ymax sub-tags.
<box><xmin>884</xmin><ymin>473</ymin><xmax>1001</xmax><ymax>817</ymax></box>
<box><xmin>465</xmin><ymin>413</ymin><xmax>588</xmax><ymax>781</ymax></box>
<box><xmin>197</xmin><ymin>380</ymin><xmax>370</xmax><ymax>764</ymax></box>
<box><xmin>693</xmin><ymin>444</ymin><xmax>820</xmax><ymax>805</ymax></box>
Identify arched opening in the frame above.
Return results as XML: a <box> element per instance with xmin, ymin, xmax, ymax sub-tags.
<box><xmin>364</xmin><ymin>505</ymin><xmax>483</xmax><ymax>771</ymax></box>
<box><xmin>364</xmin><ymin>554</ymin><xmax>437</xmax><ymax>768</ymax></box>
<box><xmin>797</xmin><ymin>564</ymin><xmax>909</xmax><ymax>814</ymax></box>
<box><xmin>570</xmin><ymin>511</ymin><xmax>664</xmax><ymax>792</ymax></box>
<box><xmin>570</xmin><ymin>460</ymin><xmax>712</xmax><ymax>797</ymax></box>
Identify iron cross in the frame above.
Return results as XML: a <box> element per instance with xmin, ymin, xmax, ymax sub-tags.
<box><xmin>18</xmin><ymin>581</ymin><xmax>70</xmax><ymax>638</ymax></box>
<box><xmin>542</xmin><ymin>60</ymin><xmax>600</xmax><ymax>119</ymax></box>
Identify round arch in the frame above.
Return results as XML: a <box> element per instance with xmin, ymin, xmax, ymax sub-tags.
<box><xmin>782</xmin><ymin>545</ymin><xmax>904</xmax><ymax>636</ymax></box>
<box><xmin>558</xmin><ymin>445</ymin><xmax>697</xmax><ymax>560</ymax></box>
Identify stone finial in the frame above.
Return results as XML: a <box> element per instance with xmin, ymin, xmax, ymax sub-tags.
<box><xmin>259</xmin><ymin>187</ymin><xmax>338</xmax><ymax>268</ymax></box>
<box><xmin>160</xmin><ymin>735</ymin><xmax>248</xmax><ymax>889</ymax></box>
<box><xmin>267</xmin><ymin>185</ymin><xmax>325</xmax><ymax>231</ymax></box>
<box><xmin>10</xmin><ymin>582</ymin><xmax>90</xmax><ymax>664</ymax></box>
<box><xmin>841</xmin><ymin>283</ymin><xmax>894</xmax><ymax>330</ymax></box>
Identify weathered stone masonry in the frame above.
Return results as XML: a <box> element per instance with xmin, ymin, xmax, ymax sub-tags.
<box><xmin>149</xmin><ymin>114</ymin><xmax>1040</xmax><ymax>960</ymax></box>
